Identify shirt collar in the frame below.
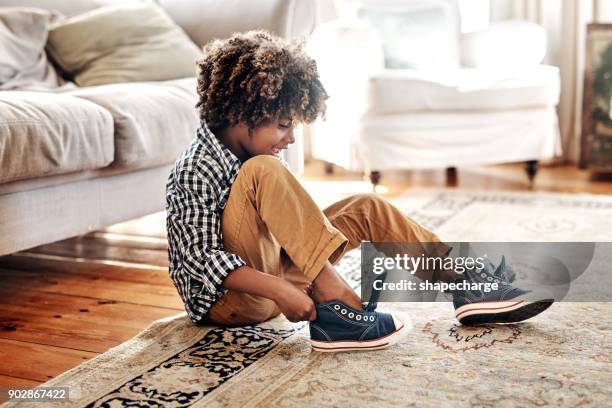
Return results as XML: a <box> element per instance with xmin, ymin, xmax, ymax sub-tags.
<box><xmin>196</xmin><ymin>121</ymin><xmax>242</xmax><ymax>174</ymax></box>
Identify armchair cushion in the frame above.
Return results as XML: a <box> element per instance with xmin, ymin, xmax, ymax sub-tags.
<box><xmin>461</xmin><ymin>20</ymin><xmax>547</xmax><ymax>69</ymax></box>
<box><xmin>365</xmin><ymin>65</ymin><xmax>560</xmax><ymax>115</ymax></box>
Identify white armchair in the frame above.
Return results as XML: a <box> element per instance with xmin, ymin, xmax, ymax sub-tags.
<box><xmin>307</xmin><ymin>0</ymin><xmax>562</xmax><ymax>187</ymax></box>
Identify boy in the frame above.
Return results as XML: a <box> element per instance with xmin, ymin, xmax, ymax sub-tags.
<box><xmin>165</xmin><ymin>31</ymin><xmax>553</xmax><ymax>352</ymax></box>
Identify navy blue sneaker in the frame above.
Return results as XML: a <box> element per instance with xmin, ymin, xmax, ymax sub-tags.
<box><xmin>451</xmin><ymin>256</ymin><xmax>554</xmax><ymax>326</ymax></box>
<box><xmin>309</xmin><ymin>300</ymin><xmax>410</xmax><ymax>352</ymax></box>
<box><xmin>309</xmin><ymin>271</ymin><xmax>410</xmax><ymax>352</ymax></box>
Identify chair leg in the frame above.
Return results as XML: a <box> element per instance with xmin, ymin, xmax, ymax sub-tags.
<box><xmin>525</xmin><ymin>160</ymin><xmax>538</xmax><ymax>182</ymax></box>
<box><xmin>445</xmin><ymin>167</ymin><xmax>458</xmax><ymax>186</ymax></box>
<box><xmin>324</xmin><ymin>161</ymin><xmax>334</xmax><ymax>174</ymax></box>
<box><xmin>369</xmin><ymin>170</ymin><xmax>381</xmax><ymax>191</ymax></box>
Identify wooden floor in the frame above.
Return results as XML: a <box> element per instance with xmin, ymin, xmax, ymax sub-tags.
<box><xmin>0</xmin><ymin>160</ymin><xmax>610</xmax><ymax>399</ymax></box>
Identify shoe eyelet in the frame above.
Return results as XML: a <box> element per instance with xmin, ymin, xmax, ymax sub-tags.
<box><xmin>356</xmin><ymin>315</ymin><xmax>362</xmax><ymax>321</ymax></box>
<box><xmin>487</xmin><ymin>277</ymin><xmax>493</xmax><ymax>281</ymax></box>
<box><xmin>371</xmin><ymin>316</ymin><xmax>376</xmax><ymax>322</ymax></box>
<box><xmin>480</xmin><ymin>273</ymin><xmax>487</xmax><ymax>278</ymax></box>
<box><xmin>341</xmin><ymin>309</ymin><xmax>347</xmax><ymax>315</ymax></box>
<box><xmin>334</xmin><ymin>304</ymin><xmax>341</xmax><ymax>310</ymax></box>
<box><xmin>494</xmin><ymin>279</ymin><xmax>500</xmax><ymax>283</ymax></box>
<box><xmin>348</xmin><ymin>312</ymin><xmax>354</xmax><ymax>318</ymax></box>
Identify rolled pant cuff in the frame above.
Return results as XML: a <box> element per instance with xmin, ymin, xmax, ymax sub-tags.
<box><xmin>303</xmin><ymin>232</ymin><xmax>349</xmax><ymax>283</ymax></box>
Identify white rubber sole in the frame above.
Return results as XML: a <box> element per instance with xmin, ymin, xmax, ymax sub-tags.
<box><xmin>455</xmin><ymin>297</ymin><xmax>554</xmax><ymax>325</ymax></box>
<box><xmin>311</xmin><ymin>313</ymin><xmax>411</xmax><ymax>353</ymax></box>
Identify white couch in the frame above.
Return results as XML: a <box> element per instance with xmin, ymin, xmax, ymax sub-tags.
<box><xmin>307</xmin><ymin>0</ymin><xmax>562</xmax><ymax>186</ymax></box>
<box><xmin>0</xmin><ymin>0</ymin><xmax>316</xmax><ymax>256</ymax></box>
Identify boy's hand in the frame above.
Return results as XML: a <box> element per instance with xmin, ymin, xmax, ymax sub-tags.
<box><xmin>273</xmin><ymin>281</ymin><xmax>317</xmax><ymax>322</ymax></box>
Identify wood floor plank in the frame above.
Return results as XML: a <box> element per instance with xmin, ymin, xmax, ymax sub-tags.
<box><xmin>0</xmin><ymin>310</ymin><xmax>139</xmax><ymax>353</ymax></box>
<box><xmin>302</xmin><ymin>161</ymin><xmax>612</xmax><ymax>196</ymax></box>
<box><xmin>0</xmin><ymin>254</ymin><xmax>172</xmax><ymax>286</ymax></box>
<box><xmin>0</xmin><ymin>267</ymin><xmax>184</xmax><ymax>309</ymax></box>
<box><xmin>0</xmin><ymin>288</ymin><xmax>180</xmax><ymax>323</ymax></box>
<box><xmin>0</xmin><ymin>289</ymin><xmax>181</xmax><ymax>352</ymax></box>
<box><xmin>0</xmin><ymin>375</ymin><xmax>39</xmax><ymax>388</ymax></box>
<box><xmin>0</xmin><ymin>375</ymin><xmax>40</xmax><ymax>404</ymax></box>
<box><xmin>0</xmin><ymin>338</ymin><xmax>96</xmax><ymax>382</ymax></box>
<box><xmin>26</xmin><ymin>240</ymin><xmax>168</xmax><ymax>267</ymax></box>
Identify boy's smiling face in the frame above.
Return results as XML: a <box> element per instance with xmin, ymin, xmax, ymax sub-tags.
<box><xmin>219</xmin><ymin>118</ymin><xmax>295</xmax><ymax>162</ymax></box>
<box><xmin>197</xmin><ymin>31</ymin><xmax>328</xmax><ymax>161</ymax></box>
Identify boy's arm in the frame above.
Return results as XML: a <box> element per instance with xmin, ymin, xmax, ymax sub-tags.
<box><xmin>222</xmin><ymin>265</ymin><xmax>316</xmax><ymax>322</ymax></box>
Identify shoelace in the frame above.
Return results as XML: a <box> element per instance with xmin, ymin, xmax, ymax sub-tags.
<box><xmin>453</xmin><ymin>257</ymin><xmax>515</xmax><ymax>293</ymax></box>
<box><xmin>458</xmin><ymin>244</ymin><xmax>514</xmax><ymax>283</ymax></box>
<box><xmin>491</xmin><ymin>256</ymin><xmax>515</xmax><ymax>283</ymax></box>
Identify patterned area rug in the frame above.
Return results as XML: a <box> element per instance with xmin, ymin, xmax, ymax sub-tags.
<box><xmin>4</xmin><ymin>189</ymin><xmax>611</xmax><ymax>407</ymax></box>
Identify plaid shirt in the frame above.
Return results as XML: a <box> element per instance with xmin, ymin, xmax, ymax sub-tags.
<box><xmin>165</xmin><ymin>121</ymin><xmax>290</xmax><ymax>324</ymax></box>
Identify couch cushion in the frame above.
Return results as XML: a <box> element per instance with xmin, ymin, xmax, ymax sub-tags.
<box><xmin>67</xmin><ymin>77</ymin><xmax>199</xmax><ymax>170</ymax></box>
<box><xmin>366</xmin><ymin>65</ymin><xmax>561</xmax><ymax>115</ymax></box>
<box><xmin>46</xmin><ymin>1</ymin><xmax>202</xmax><ymax>87</ymax></box>
<box><xmin>0</xmin><ymin>91</ymin><xmax>114</xmax><ymax>183</ymax></box>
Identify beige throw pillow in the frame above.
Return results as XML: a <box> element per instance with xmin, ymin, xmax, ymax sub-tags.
<box><xmin>45</xmin><ymin>1</ymin><xmax>202</xmax><ymax>86</ymax></box>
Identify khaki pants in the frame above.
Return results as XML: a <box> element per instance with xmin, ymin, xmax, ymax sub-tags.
<box><xmin>206</xmin><ymin>155</ymin><xmax>455</xmax><ymax>326</ymax></box>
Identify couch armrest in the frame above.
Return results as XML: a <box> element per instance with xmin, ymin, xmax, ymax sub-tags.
<box><xmin>460</xmin><ymin>20</ymin><xmax>547</xmax><ymax>69</ymax></box>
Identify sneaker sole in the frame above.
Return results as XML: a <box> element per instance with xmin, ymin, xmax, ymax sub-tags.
<box><xmin>310</xmin><ymin>321</ymin><xmax>409</xmax><ymax>353</ymax></box>
<box><xmin>456</xmin><ymin>298</ymin><xmax>554</xmax><ymax>326</ymax></box>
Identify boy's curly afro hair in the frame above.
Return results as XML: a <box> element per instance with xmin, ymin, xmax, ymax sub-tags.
<box><xmin>195</xmin><ymin>30</ymin><xmax>328</xmax><ymax>136</ymax></box>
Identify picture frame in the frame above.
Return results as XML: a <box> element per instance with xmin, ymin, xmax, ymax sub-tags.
<box><xmin>580</xmin><ymin>23</ymin><xmax>612</xmax><ymax>170</ymax></box>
